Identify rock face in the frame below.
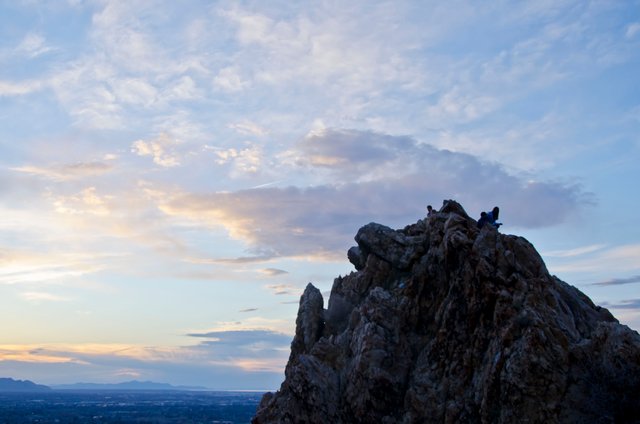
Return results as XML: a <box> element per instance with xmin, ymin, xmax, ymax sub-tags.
<box><xmin>252</xmin><ymin>200</ymin><xmax>640</xmax><ymax>424</ymax></box>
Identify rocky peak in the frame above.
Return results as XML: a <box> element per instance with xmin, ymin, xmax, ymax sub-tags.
<box><xmin>253</xmin><ymin>200</ymin><xmax>640</xmax><ymax>423</ymax></box>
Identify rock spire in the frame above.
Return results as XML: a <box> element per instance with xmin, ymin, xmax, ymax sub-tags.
<box><xmin>253</xmin><ymin>200</ymin><xmax>640</xmax><ymax>423</ymax></box>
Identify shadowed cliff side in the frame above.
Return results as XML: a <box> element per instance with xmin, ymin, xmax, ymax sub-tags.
<box><xmin>252</xmin><ymin>200</ymin><xmax>640</xmax><ymax>424</ymax></box>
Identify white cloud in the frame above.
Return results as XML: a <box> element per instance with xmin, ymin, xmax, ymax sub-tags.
<box><xmin>163</xmin><ymin>76</ymin><xmax>200</xmax><ymax>101</ymax></box>
<box><xmin>15</xmin><ymin>33</ymin><xmax>54</xmax><ymax>58</ymax></box>
<box><xmin>222</xmin><ymin>9</ymin><xmax>277</xmax><ymax>46</ymax></box>
<box><xmin>551</xmin><ymin>244</ymin><xmax>640</xmax><ymax>274</ymax></box>
<box><xmin>261</xmin><ymin>268</ymin><xmax>288</xmax><ymax>277</ymax></box>
<box><xmin>21</xmin><ymin>291</ymin><xmax>71</xmax><ymax>303</ymax></box>
<box><xmin>33</xmin><ymin>2</ymin><xmax>208</xmax><ymax>130</ymax></box>
<box><xmin>184</xmin><ymin>330</ymin><xmax>290</xmax><ymax>373</ymax></box>
<box><xmin>90</xmin><ymin>2</ymin><xmax>162</xmax><ymax>74</ymax></box>
<box><xmin>0</xmin><ymin>248</ymin><xmax>104</xmax><ymax>286</ymax></box>
<box><xmin>150</xmin><ymin>129</ymin><xmax>589</xmax><ymax>259</ymax></box>
<box><xmin>213</xmin><ymin>67</ymin><xmax>250</xmax><ymax>92</ymax></box>
<box><xmin>51</xmin><ymin>187</ymin><xmax>111</xmax><ymax>216</ymax></box>
<box><xmin>37</xmin><ymin>182</ymin><xmax>193</xmax><ymax>260</ymax></box>
<box><xmin>626</xmin><ymin>22</ymin><xmax>640</xmax><ymax>39</ymax></box>
<box><xmin>210</xmin><ymin>145</ymin><xmax>263</xmax><ymax>176</ymax></box>
<box><xmin>427</xmin><ymin>113</ymin><xmax>573</xmax><ymax>172</ymax></box>
<box><xmin>0</xmin><ymin>329</ymin><xmax>290</xmax><ymax>388</ymax></box>
<box><xmin>0</xmin><ymin>80</ymin><xmax>44</xmax><ymax>97</ymax></box>
<box><xmin>131</xmin><ymin>133</ymin><xmax>180</xmax><ymax>167</ymax></box>
<box><xmin>217</xmin><ymin>3</ymin><xmax>423</xmax><ymax>96</ymax></box>
<box><xmin>425</xmin><ymin>86</ymin><xmax>500</xmax><ymax>124</ymax></box>
<box><xmin>153</xmin><ymin>110</ymin><xmax>206</xmax><ymax>143</ymax></box>
<box><xmin>110</xmin><ymin>78</ymin><xmax>158</xmax><ymax>106</ymax></box>
<box><xmin>213</xmin><ymin>148</ymin><xmax>239</xmax><ymax>164</ymax></box>
<box><xmin>543</xmin><ymin>244</ymin><xmax>607</xmax><ymax>258</ymax></box>
<box><xmin>228</xmin><ymin>120</ymin><xmax>268</xmax><ymax>136</ymax></box>
<box><xmin>49</xmin><ymin>65</ymin><xmax>125</xmax><ymax>129</ymax></box>
<box><xmin>232</xmin><ymin>145</ymin><xmax>262</xmax><ymax>175</ymax></box>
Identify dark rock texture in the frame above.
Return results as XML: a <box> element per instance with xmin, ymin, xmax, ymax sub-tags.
<box><xmin>253</xmin><ymin>200</ymin><xmax>640</xmax><ymax>424</ymax></box>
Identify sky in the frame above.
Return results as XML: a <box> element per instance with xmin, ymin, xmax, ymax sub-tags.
<box><xmin>0</xmin><ymin>0</ymin><xmax>639</xmax><ymax>390</ymax></box>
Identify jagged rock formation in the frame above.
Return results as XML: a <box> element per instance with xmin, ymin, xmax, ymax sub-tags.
<box><xmin>253</xmin><ymin>200</ymin><xmax>640</xmax><ymax>424</ymax></box>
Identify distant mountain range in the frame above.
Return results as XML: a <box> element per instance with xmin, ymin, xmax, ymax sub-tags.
<box><xmin>51</xmin><ymin>380</ymin><xmax>208</xmax><ymax>391</ymax></box>
<box><xmin>0</xmin><ymin>378</ymin><xmax>51</xmax><ymax>392</ymax></box>
<box><xmin>0</xmin><ymin>378</ymin><xmax>208</xmax><ymax>392</ymax></box>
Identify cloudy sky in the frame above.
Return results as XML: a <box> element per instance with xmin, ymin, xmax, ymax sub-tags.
<box><xmin>1</xmin><ymin>0</ymin><xmax>639</xmax><ymax>390</ymax></box>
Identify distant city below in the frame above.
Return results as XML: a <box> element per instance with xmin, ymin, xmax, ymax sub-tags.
<box><xmin>0</xmin><ymin>390</ymin><xmax>262</xmax><ymax>424</ymax></box>
<box><xmin>0</xmin><ymin>377</ymin><xmax>263</xmax><ymax>423</ymax></box>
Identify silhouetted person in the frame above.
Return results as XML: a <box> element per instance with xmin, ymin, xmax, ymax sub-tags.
<box><xmin>427</xmin><ymin>205</ymin><xmax>434</xmax><ymax>216</ymax></box>
<box><xmin>488</xmin><ymin>206</ymin><xmax>499</xmax><ymax>223</ymax></box>
<box><xmin>478</xmin><ymin>207</ymin><xmax>502</xmax><ymax>229</ymax></box>
<box><xmin>477</xmin><ymin>211</ymin><xmax>489</xmax><ymax>228</ymax></box>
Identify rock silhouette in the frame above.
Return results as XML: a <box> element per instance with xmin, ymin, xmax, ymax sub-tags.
<box><xmin>252</xmin><ymin>200</ymin><xmax>640</xmax><ymax>423</ymax></box>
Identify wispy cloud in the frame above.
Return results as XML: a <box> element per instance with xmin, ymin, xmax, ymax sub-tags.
<box><xmin>213</xmin><ymin>67</ymin><xmax>250</xmax><ymax>92</ymax></box>
<box><xmin>228</xmin><ymin>120</ymin><xmax>268</xmax><ymax>137</ymax></box>
<box><xmin>20</xmin><ymin>291</ymin><xmax>71</xmax><ymax>303</ymax></box>
<box><xmin>12</xmin><ymin>162</ymin><xmax>114</xmax><ymax>181</ymax></box>
<box><xmin>544</xmin><ymin>244</ymin><xmax>607</xmax><ymax>258</ymax></box>
<box><xmin>601</xmin><ymin>299</ymin><xmax>640</xmax><ymax>310</ymax></box>
<box><xmin>14</xmin><ymin>329</ymin><xmax>284</xmax><ymax>382</ymax></box>
<box><xmin>591</xmin><ymin>275</ymin><xmax>640</xmax><ymax>287</ymax></box>
<box><xmin>49</xmin><ymin>187</ymin><xmax>112</xmax><ymax>216</ymax></box>
<box><xmin>153</xmin><ymin>129</ymin><xmax>589</xmax><ymax>260</ymax></box>
<box><xmin>191</xmin><ymin>317</ymin><xmax>294</xmax><ymax>335</ymax></box>
<box><xmin>0</xmin><ymin>248</ymin><xmax>105</xmax><ymax>286</ymax></box>
<box><xmin>26</xmin><ymin>2</ymin><xmax>208</xmax><ymax>131</ymax></box>
<box><xmin>0</xmin><ymin>328</ymin><xmax>292</xmax><ymax>378</ymax></box>
<box><xmin>185</xmin><ymin>329</ymin><xmax>291</xmax><ymax>371</ymax></box>
<box><xmin>261</xmin><ymin>268</ymin><xmax>288</xmax><ymax>277</ymax></box>
<box><xmin>0</xmin><ymin>80</ymin><xmax>44</xmax><ymax>96</ymax></box>
<box><xmin>206</xmin><ymin>144</ymin><xmax>264</xmax><ymax>177</ymax></box>
<box><xmin>626</xmin><ymin>22</ymin><xmax>640</xmax><ymax>39</ymax></box>
<box><xmin>184</xmin><ymin>255</ymin><xmax>276</xmax><ymax>265</ymax></box>
<box><xmin>0</xmin><ymin>346</ymin><xmax>80</xmax><ymax>364</ymax></box>
<box><xmin>15</xmin><ymin>33</ymin><xmax>55</xmax><ymax>58</ymax></box>
<box><xmin>109</xmin><ymin>78</ymin><xmax>158</xmax><ymax>107</ymax></box>
<box><xmin>266</xmin><ymin>284</ymin><xmax>298</xmax><ymax>296</ymax></box>
<box><xmin>552</xmin><ymin>244</ymin><xmax>640</xmax><ymax>274</ymax></box>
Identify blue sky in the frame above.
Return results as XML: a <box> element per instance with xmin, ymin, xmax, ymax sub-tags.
<box><xmin>0</xmin><ymin>0</ymin><xmax>639</xmax><ymax>390</ymax></box>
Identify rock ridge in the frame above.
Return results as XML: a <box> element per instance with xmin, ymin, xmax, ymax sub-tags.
<box><xmin>253</xmin><ymin>200</ymin><xmax>640</xmax><ymax>424</ymax></box>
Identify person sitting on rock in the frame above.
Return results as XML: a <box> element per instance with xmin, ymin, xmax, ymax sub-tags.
<box><xmin>488</xmin><ymin>206</ymin><xmax>502</xmax><ymax>228</ymax></box>
<box><xmin>427</xmin><ymin>205</ymin><xmax>434</xmax><ymax>216</ymax></box>
<box><xmin>477</xmin><ymin>211</ymin><xmax>489</xmax><ymax>228</ymax></box>
<box><xmin>478</xmin><ymin>207</ymin><xmax>502</xmax><ymax>229</ymax></box>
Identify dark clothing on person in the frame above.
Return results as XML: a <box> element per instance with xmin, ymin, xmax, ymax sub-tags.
<box><xmin>478</xmin><ymin>207</ymin><xmax>502</xmax><ymax>229</ymax></box>
<box><xmin>477</xmin><ymin>212</ymin><xmax>489</xmax><ymax>228</ymax></box>
<box><xmin>488</xmin><ymin>206</ymin><xmax>499</xmax><ymax>224</ymax></box>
